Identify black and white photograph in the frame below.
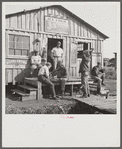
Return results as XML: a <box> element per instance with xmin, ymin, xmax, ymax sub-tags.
<box><xmin>2</xmin><ymin>1</ymin><xmax>120</xmax><ymax>147</ymax></box>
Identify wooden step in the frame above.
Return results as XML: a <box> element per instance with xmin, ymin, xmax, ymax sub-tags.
<box><xmin>11</xmin><ymin>89</ymin><xmax>30</xmax><ymax>96</ymax></box>
<box><xmin>18</xmin><ymin>85</ymin><xmax>37</xmax><ymax>91</ymax></box>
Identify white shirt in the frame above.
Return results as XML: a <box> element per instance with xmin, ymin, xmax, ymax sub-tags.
<box><xmin>31</xmin><ymin>55</ymin><xmax>41</xmax><ymax>65</ymax></box>
<box><xmin>38</xmin><ymin>65</ymin><xmax>49</xmax><ymax>78</ymax></box>
<box><xmin>51</xmin><ymin>47</ymin><xmax>63</xmax><ymax>57</ymax></box>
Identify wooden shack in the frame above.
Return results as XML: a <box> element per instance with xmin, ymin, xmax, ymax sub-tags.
<box><xmin>5</xmin><ymin>5</ymin><xmax>108</xmax><ymax>85</ymax></box>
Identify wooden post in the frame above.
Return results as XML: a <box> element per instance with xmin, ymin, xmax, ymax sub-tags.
<box><xmin>70</xmin><ymin>84</ymin><xmax>73</xmax><ymax>96</ymax></box>
<box><xmin>37</xmin><ymin>81</ymin><xmax>42</xmax><ymax>100</ymax></box>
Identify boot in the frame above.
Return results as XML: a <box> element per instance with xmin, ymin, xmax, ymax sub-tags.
<box><xmin>97</xmin><ymin>87</ymin><xmax>101</xmax><ymax>95</ymax></box>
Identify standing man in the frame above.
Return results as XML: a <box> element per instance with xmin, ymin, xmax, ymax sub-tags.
<box><xmin>91</xmin><ymin>62</ymin><xmax>105</xmax><ymax>94</ymax></box>
<box><xmin>51</xmin><ymin>41</ymin><xmax>63</xmax><ymax>70</ymax></box>
<box><xmin>30</xmin><ymin>50</ymin><xmax>41</xmax><ymax>77</ymax></box>
<box><xmin>79</xmin><ymin>49</ymin><xmax>93</xmax><ymax>98</ymax></box>
<box><xmin>38</xmin><ymin>59</ymin><xmax>57</xmax><ymax>100</ymax></box>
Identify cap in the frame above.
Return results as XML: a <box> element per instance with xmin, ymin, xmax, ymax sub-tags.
<box><xmin>46</xmin><ymin>62</ymin><xmax>52</xmax><ymax>67</ymax></box>
<box><xmin>41</xmin><ymin>58</ymin><xmax>46</xmax><ymax>62</ymax></box>
<box><xmin>97</xmin><ymin>62</ymin><xmax>101</xmax><ymax>65</ymax></box>
<box><xmin>34</xmin><ymin>49</ymin><xmax>39</xmax><ymax>53</ymax></box>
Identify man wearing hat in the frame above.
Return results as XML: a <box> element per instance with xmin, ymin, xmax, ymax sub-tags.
<box><xmin>51</xmin><ymin>41</ymin><xmax>63</xmax><ymax>70</ymax></box>
<box><xmin>91</xmin><ymin>62</ymin><xmax>105</xmax><ymax>94</ymax></box>
<box><xmin>30</xmin><ymin>49</ymin><xmax>41</xmax><ymax>77</ymax></box>
<box><xmin>79</xmin><ymin>49</ymin><xmax>93</xmax><ymax>98</ymax></box>
<box><xmin>38</xmin><ymin>58</ymin><xmax>57</xmax><ymax>100</ymax></box>
<box><xmin>50</xmin><ymin>61</ymin><xmax>68</xmax><ymax>96</ymax></box>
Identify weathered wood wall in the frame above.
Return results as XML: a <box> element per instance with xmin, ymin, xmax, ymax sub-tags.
<box><xmin>5</xmin><ymin>5</ymin><xmax>104</xmax><ymax>84</ymax></box>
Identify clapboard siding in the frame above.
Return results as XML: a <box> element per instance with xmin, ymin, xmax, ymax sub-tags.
<box><xmin>7</xmin><ymin>6</ymin><xmax>105</xmax><ymax>41</ymax></box>
<box><xmin>5</xmin><ymin>5</ymin><xmax>107</xmax><ymax>84</ymax></box>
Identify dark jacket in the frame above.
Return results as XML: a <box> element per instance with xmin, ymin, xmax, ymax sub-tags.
<box><xmin>91</xmin><ymin>66</ymin><xmax>104</xmax><ymax>76</ymax></box>
<box><xmin>52</xmin><ymin>64</ymin><xmax>68</xmax><ymax>78</ymax></box>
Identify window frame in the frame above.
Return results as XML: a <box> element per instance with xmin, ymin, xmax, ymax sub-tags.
<box><xmin>6</xmin><ymin>31</ymin><xmax>31</xmax><ymax>59</ymax></box>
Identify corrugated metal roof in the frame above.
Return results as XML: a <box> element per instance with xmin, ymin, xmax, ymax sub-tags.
<box><xmin>6</xmin><ymin>5</ymin><xmax>109</xmax><ymax>39</ymax></box>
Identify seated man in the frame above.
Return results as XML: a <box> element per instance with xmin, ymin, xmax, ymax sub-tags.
<box><xmin>38</xmin><ymin>59</ymin><xmax>57</xmax><ymax>100</ymax></box>
<box><xmin>50</xmin><ymin>61</ymin><xmax>68</xmax><ymax>96</ymax></box>
<box><xmin>91</xmin><ymin>62</ymin><xmax>105</xmax><ymax>94</ymax></box>
<box><xmin>30</xmin><ymin>50</ymin><xmax>41</xmax><ymax>77</ymax></box>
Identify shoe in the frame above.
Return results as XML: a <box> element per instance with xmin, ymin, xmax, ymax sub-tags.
<box><xmin>52</xmin><ymin>97</ymin><xmax>57</xmax><ymax>100</ymax></box>
<box><xmin>88</xmin><ymin>94</ymin><xmax>90</xmax><ymax>97</ymax></box>
<box><xmin>82</xmin><ymin>95</ymin><xmax>88</xmax><ymax>98</ymax></box>
<box><xmin>102</xmin><ymin>83</ymin><xmax>106</xmax><ymax>86</ymax></box>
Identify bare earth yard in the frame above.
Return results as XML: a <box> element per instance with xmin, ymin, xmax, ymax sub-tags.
<box><xmin>5</xmin><ymin>79</ymin><xmax>117</xmax><ymax>114</ymax></box>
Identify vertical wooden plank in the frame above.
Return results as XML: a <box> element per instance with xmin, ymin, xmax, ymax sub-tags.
<box><xmin>22</xmin><ymin>14</ymin><xmax>25</xmax><ymax>29</ymax></box>
<box><xmin>11</xmin><ymin>16</ymin><xmax>17</xmax><ymax>28</ymax></box>
<box><xmin>5</xmin><ymin>69</ymin><xmax>8</xmax><ymax>85</ymax></box>
<box><xmin>17</xmin><ymin>15</ymin><xmax>21</xmax><ymax>29</ymax></box>
<box><xmin>66</xmin><ymin>37</ymin><xmax>70</xmax><ymax>74</ymax></box>
<box><xmin>74</xmin><ymin>22</ymin><xmax>77</xmax><ymax>36</ymax></box>
<box><xmin>8</xmin><ymin>69</ymin><xmax>12</xmax><ymax>83</ymax></box>
<box><xmin>30</xmin><ymin>12</ymin><xmax>33</xmax><ymax>30</ymax></box>
<box><xmin>14</xmin><ymin>69</ymin><xmax>18</xmax><ymax>84</ymax></box>
<box><xmin>37</xmin><ymin>81</ymin><xmax>42</xmax><ymax>100</ymax></box>
<box><xmin>40</xmin><ymin>9</ymin><xmax>44</xmax><ymax>31</ymax></box>
<box><xmin>12</xmin><ymin>69</ymin><xmax>15</xmax><ymax>85</ymax></box>
<box><xmin>6</xmin><ymin>18</ymin><xmax>9</xmax><ymax>28</ymax></box>
<box><xmin>44</xmin><ymin>7</ymin><xmax>48</xmax><ymax>16</ymax></box>
<box><xmin>52</xmin><ymin>6</ymin><xmax>55</xmax><ymax>15</ymax></box>
<box><xmin>79</xmin><ymin>23</ymin><xmax>81</xmax><ymax>37</ymax></box>
<box><xmin>62</xmin><ymin>36</ymin><xmax>66</xmax><ymax>67</ymax></box>
<box><xmin>33</xmin><ymin>11</ymin><xmax>36</xmax><ymax>31</ymax></box>
<box><xmin>37</xmin><ymin>10</ymin><xmax>40</xmax><ymax>32</ymax></box>
<box><xmin>70</xmin><ymin>19</ymin><xmax>74</xmax><ymax>36</ymax></box>
<box><xmin>59</xmin><ymin>9</ymin><xmax>63</xmax><ymax>18</ymax></box>
<box><xmin>81</xmin><ymin>24</ymin><xmax>84</xmax><ymax>37</ymax></box>
<box><xmin>25</xmin><ymin>13</ymin><xmax>30</xmax><ymax>30</ymax></box>
<box><xmin>47</xmin><ymin>7</ymin><xmax>52</xmax><ymax>15</ymax></box>
<box><xmin>77</xmin><ymin>23</ymin><xmax>79</xmax><ymax>36</ymax></box>
<box><xmin>5</xmin><ymin>33</ymin><xmax>8</xmax><ymax>57</ymax></box>
<box><xmin>9</xmin><ymin>17</ymin><xmax>11</xmax><ymax>28</ymax></box>
<box><xmin>70</xmin><ymin>84</ymin><xmax>73</xmax><ymax>96</ymax></box>
<box><xmin>54</xmin><ymin>7</ymin><xmax>58</xmax><ymax>16</ymax></box>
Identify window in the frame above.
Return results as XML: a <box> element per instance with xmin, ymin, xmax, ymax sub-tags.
<box><xmin>9</xmin><ymin>34</ymin><xmax>30</xmax><ymax>56</ymax></box>
<box><xmin>77</xmin><ymin>43</ymin><xmax>84</xmax><ymax>59</ymax></box>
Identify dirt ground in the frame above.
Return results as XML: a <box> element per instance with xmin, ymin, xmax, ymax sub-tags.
<box><xmin>5</xmin><ymin>79</ymin><xmax>117</xmax><ymax>114</ymax></box>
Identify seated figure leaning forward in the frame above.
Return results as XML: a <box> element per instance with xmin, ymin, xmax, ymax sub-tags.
<box><xmin>50</xmin><ymin>61</ymin><xmax>68</xmax><ymax>96</ymax></box>
<box><xmin>30</xmin><ymin>49</ymin><xmax>41</xmax><ymax>77</ymax></box>
<box><xmin>38</xmin><ymin>58</ymin><xmax>57</xmax><ymax>100</ymax></box>
<box><xmin>51</xmin><ymin>41</ymin><xmax>63</xmax><ymax>70</ymax></box>
<box><xmin>91</xmin><ymin>62</ymin><xmax>105</xmax><ymax>94</ymax></box>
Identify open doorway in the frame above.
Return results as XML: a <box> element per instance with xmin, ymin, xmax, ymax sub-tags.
<box><xmin>47</xmin><ymin>38</ymin><xmax>63</xmax><ymax>71</ymax></box>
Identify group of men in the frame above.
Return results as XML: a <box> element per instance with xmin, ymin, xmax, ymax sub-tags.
<box><xmin>30</xmin><ymin>41</ymin><xmax>105</xmax><ymax>100</ymax></box>
<box><xmin>30</xmin><ymin>41</ymin><xmax>67</xmax><ymax>100</ymax></box>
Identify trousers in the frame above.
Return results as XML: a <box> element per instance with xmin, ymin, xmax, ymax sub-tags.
<box><xmin>91</xmin><ymin>73</ymin><xmax>105</xmax><ymax>90</ymax></box>
<box><xmin>38</xmin><ymin>75</ymin><xmax>56</xmax><ymax>97</ymax></box>
<box><xmin>53</xmin><ymin>57</ymin><xmax>62</xmax><ymax>70</ymax></box>
<box><xmin>81</xmin><ymin>71</ymin><xmax>90</xmax><ymax>96</ymax></box>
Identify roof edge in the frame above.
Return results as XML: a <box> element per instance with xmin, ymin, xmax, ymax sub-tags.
<box><xmin>5</xmin><ymin>5</ymin><xmax>109</xmax><ymax>39</ymax></box>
